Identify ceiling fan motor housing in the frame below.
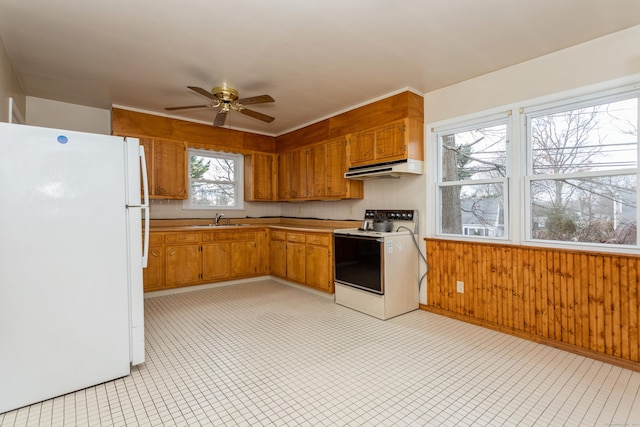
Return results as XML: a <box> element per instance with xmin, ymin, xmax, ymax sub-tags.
<box><xmin>212</xmin><ymin>86</ymin><xmax>238</xmax><ymax>102</ymax></box>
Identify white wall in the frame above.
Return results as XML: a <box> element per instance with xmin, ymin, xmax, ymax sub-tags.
<box><xmin>0</xmin><ymin>33</ymin><xmax>25</xmax><ymax>123</ymax></box>
<box><xmin>424</xmin><ymin>25</ymin><xmax>640</xmax><ymax>124</ymax></box>
<box><xmin>419</xmin><ymin>24</ymin><xmax>640</xmax><ymax>304</ymax></box>
<box><xmin>26</xmin><ymin>97</ymin><xmax>111</xmax><ymax>134</ymax></box>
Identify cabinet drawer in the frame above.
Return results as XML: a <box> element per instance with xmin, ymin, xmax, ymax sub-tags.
<box><xmin>201</xmin><ymin>232</ymin><xmax>215</xmax><ymax>243</ymax></box>
<box><xmin>148</xmin><ymin>233</ymin><xmax>163</xmax><ymax>245</ymax></box>
<box><xmin>305</xmin><ymin>234</ymin><xmax>330</xmax><ymax>246</ymax></box>
<box><xmin>215</xmin><ymin>231</ymin><xmax>256</xmax><ymax>241</ymax></box>
<box><xmin>287</xmin><ymin>232</ymin><xmax>306</xmax><ymax>243</ymax></box>
<box><xmin>164</xmin><ymin>233</ymin><xmax>199</xmax><ymax>244</ymax></box>
<box><xmin>270</xmin><ymin>230</ymin><xmax>287</xmax><ymax>241</ymax></box>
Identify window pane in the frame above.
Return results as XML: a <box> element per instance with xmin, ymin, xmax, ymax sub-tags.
<box><xmin>190</xmin><ymin>182</ymin><xmax>237</xmax><ymax>207</ymax></box>
<box><xmin>530</xmin><ymin>175</ymin><xmax>636</xmax><ymax>245</ymax></box>
<box><xmin>190</xmin><ymin>155</ymin><xmax>235</xmax><ymax>181</ymax></box>
<box><xmin>440</xmin><ymin>183</ymin><xmax>505</xmax><ymax>237</ymax></box>
<box><xmin>530</xmin><ymin>98</ymin><xmax>638</xmax><ymax>175</ymax></box>
<box><xmin>440</xmin><ymin>123</ymin><xmax>507</xmax><ymax>182</ymax></box>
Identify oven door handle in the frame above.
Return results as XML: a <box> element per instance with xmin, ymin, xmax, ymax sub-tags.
<box><xmin>335</xmin><ymin>234</ymin><xmax>384</xmax><ymax>243</ymax></box>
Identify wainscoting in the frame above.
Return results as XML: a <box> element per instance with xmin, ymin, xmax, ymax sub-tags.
<box><xmin>424</xmin><ymin>238</ymin><xmax>640</xmax><ymax>371</ymax></box>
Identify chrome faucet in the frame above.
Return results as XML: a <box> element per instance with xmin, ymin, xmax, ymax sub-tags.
<box><xmin>214</xmin><ymin>212</ymin><xmax>224</xmax><ymax>226</ymax></box>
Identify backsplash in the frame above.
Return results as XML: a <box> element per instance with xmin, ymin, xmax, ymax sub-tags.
<box><xmin>148</xmin><ymin>199</ymin><xmax>282</xmax><ymax>219</ymax></box>
<box><xmin>149</xmin><ymin>176</ymin><xmax>427</xmax><ymax>231</ymax></box>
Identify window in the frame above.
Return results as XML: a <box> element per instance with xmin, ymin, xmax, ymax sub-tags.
<box><xmin>525</xmin><ymin>93</ymin><xmax>639</xmax><ymax>246</ymax></box>
<box><xmin>435</xmin><ymin>116</ymin><xmax>510</xmax><ymax>239</ymax></box>
<box><xmin>184</xmin><ymin>148</ymin><xmax>244</xmax><ymax>209</ymax></box>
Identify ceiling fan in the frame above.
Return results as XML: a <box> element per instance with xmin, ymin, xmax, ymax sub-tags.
<box><xmin>165</xmin><ymin>86</ymin><xmax>275</xmax><ymax>126</ymax></box>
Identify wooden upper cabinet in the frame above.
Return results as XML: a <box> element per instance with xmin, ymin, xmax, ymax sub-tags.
<box><xmin>348</xmin><ymin>130</ymin><xmax>375</xmax><ymax>166</ymax></box>
<box><xmin>139</xmin><ymin>138</ymin><xmax>188</xmax><ymax>199</ymax></box>
<box><xmin>277</xmin><ymin>152</ymin><xmax>292</xmax><ymax>200</ymax></box>
<box><xmin>244</xmin><ymin>152</ymin><xmax>276</xmax><ymax>201</ymax></box>
<box><xmin>276</xmin><ymin>137</ymin><xmax>362</xmax><ymax>202</ymax></box>
<box><xmin>308</xmin><ymin>143</ymin><xmax>326</xmax><ymax>199</ymax></box>
<box><xmin>290</xmin><ymin>149</ymin><xmax>308</xmax><ymax>199</ymax></box>
<box><xmin>348</xmin><ymin>119</ymin><xmax>422</xmax><ymax>168</ymax></box>
<box><xmin>375</xmin><ymin>121</ymin><xmax>406</xmax><ymax>162</ymax></box>
<box><xmin>325</xmin><ymin>137</ymin><xmax>363</xmax><ymax>199</ymax></box>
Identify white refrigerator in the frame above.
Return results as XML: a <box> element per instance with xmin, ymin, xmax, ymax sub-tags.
<box><xmin>0</xmin><ymin>122</ymin><xmax>149</xmax><ymax>414</ymax></box>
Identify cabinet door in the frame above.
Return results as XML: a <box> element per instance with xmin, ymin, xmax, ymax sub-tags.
<box><xmin>270</xmin><ymin>239</ymin><xmax>287</xmax><ymax>278</ymax></box>
<box><xmin>165</xmin><ymin>244</ymin><xmax>200</xmax><ymax>286</ymax></box>
<box><xmin>154</xmin><ymin>139</ymin><xmax>187</xmax><ymax>199</ymax></box>
<box><xmin>307</xmin><ymin>143</ymin><xmax>326</xmax><ymax>198</ymax></box>
<box><xmin>143</xmin><ymin>246</ymin><xmax>164</xmax><ymax>291</ymax></box>
<box><xmin>202</xmin><ymin>242</ymin><xmax>231</xmax><ymax>281</ymax></box>
<box><xmin>306</xmin><ymin>244</ymin><xmax>331</xmax><ymax>291</ymax></box>
<box><xmin>231</xmin><ymin>242</ymin><xmax>257</xmax><ymax>277</ymax></box>
<box><xmin>245</xmin><ymin>153</ymin><xmax>275</xmax><ymax>201</ymax></box>
<box><xmin>290</xmin><ymin>149</ymin><xmax>308</xmax><ymax>199</ymax></box>
<box><xmin>325</xmin><ymin>138</ymin><xmax>348</xmax><ymax>197</ymax></box>
<box><xmin>375</xmin><ymin>122</ymin><xmax>405</xmax><ymax>161</ymax></box>
<box><xmin>349</xmin><ymin>130</ymin><xmax>375</xmax><ymax>166</ymax></box>
<box><xmin>286</xmin><ymin>241</ymin><xmax>306</xmax><ymax>283</ymax></box>
<box><xmin>277</xmin><ymin>152</ymin><xmax>292</xmax><ymax>200</ymax></box>
<box><xmin>255</xmin><ymin>230</ymin><xmax>269</xmax><ymax>274</ymax></box>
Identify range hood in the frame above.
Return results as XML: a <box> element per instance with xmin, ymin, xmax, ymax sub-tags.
<box><xmin>344</xmin><ymin>159</ymin><xmax>424</xmax><ymax>180</ymax></box>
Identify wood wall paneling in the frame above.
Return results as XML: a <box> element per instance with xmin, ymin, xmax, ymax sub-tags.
<box><xmin>424</xmin><ymin>238</ymin><xmax>640</xmax><ymax>371</ymax></box>
<box><xmin>111</xmin><ymin>108</ymin><xmax>276</xmax><ymax>153</ymax></box>
<box><xmin>275</xmin><ymin>119</ymin><xmax>331</xmax><ymax>154</ymax></box>
<box><xmin>276</xmin><ymin>91</ymin><xmax>424</xmax><ymax>153</ymax></box>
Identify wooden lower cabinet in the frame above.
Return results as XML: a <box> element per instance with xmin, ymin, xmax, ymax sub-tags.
<box><xmin>143</xmin><ymin>233</ymin><xmax>164</xmax><ymax>292</ymax></box>
<box><xmin>270</xmin><ymin>229</ymin><xmax>333</xmax><ymax>293</ymax></box>
<box><xmin>286</xmin><ymin>240</ymin><xmax>306</xmax><ymax>283</ymax></box>
<box><xmin>304</xmin><ymin>233</ymin><xmax>332</xmax><ymax>292</ymax></box>
<box><xmin>142</xmin><ymin>228</ymin><xmax>268</xmax><ymax>291</ymax></box>
<box><xmin>232</xmin><ymin>241</ymin><xmax>258</xmax><ymax>276</ymax></box>
<box><xmin>165</xmin><ymin>243</ymin><xmax>200</xmax><ymax>287</ymax></box>
<box><xmin>270</xmin><ymin>230</ymin><xmax>287</xmax><ymax>277</ymax></box>
<box><xmin>202</xmin><ymin>242</ymin><xmax>231</xmax><ymax>281</ymax></box>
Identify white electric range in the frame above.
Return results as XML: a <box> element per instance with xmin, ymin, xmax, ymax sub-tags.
<box><xmin>333</xmin><ymin>210</ymin><xmax>420</xmax><ymax>320</ymax></box>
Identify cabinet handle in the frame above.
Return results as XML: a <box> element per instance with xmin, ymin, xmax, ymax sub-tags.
<box><xmin>151</xmin><ymin>251</ymin><xmax>159</xmax><ymax>257</ymax></box>
<box><xmin>169</xmin><ymin>250</ymin><xmax>177</xmax><ymax>256</ymax></box>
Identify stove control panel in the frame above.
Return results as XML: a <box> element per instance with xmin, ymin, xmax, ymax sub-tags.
<box><xmin>363</xmin><ymin>209</ymin><xmax>415</xmax><ymax>221</ymax></box>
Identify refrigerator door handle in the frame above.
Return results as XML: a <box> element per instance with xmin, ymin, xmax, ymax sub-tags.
<box><xmin>139</xmin><ymin>145</ymin><xmax>149</xmax><ymax>208</ymax></box>
<box><xmin>139</xmin><ymin>146</ymin><xmax>150</xmax><ymax>268</ymax></box>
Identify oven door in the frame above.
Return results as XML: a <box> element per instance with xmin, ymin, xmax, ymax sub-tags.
<box><xmin>333</xmin><ymin>234</ymin><xmax>384</xmax><ymax>294</ymax></box>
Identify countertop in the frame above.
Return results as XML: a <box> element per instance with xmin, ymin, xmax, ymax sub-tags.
<box><xmin>148</xmin><ymin>218</ymin><xmax>360</xmax><ymax>233</ymax></box>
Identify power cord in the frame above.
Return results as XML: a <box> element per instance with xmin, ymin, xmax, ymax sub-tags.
<box><xmin>396</xmin><ymin>225</ymin><xmax>429</xmax><ymax>291</ymax></box>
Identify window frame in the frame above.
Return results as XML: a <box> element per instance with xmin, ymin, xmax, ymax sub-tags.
<box><xmin>183</xmin><ymin>148</ymin><xmax>245</xmax><ymax>210</ymax></box>
<box><xmin>434</xmin><ymin>113</ymin><xmax>512</xmax><ymax>242</ymax></box>
<box><xmin>428</xmin><ymin>80</ymin><xmax>640</xmax><ymax>254</ymax></box>
<box><xmin>522</xmin><ymin>89</ymin><xmax>640</xmax><ymax>250</ymax></box>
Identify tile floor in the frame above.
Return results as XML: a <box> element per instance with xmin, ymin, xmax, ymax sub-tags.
<box><xmin>2</xmin><ymin>279</ymin><xmax>640</xmax><ymax>426</ymax></box>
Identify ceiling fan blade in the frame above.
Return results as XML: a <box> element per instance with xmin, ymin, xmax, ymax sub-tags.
<box><xmin>237</xmin><ymin>94</ymin><xmax>275</xmax><ymax>105</ymax></box>
<box><xmin>164</xmin><ymin>104</ymin><xmax>210</xmax><ymax>111</ymax></box>
<box><xmin>239</xmin><ymin>108</ymin><xmax>275</xmax><ymax>123</ymax></box>
<box><xmin>213</xmin><ymin>109</ymin><xmax>228</xmax><ymax>127</ymax></box>
<box><xmin>188</xmin><ymin>86</ymin><xmax>219</xmax><ymax>101</ymax></box>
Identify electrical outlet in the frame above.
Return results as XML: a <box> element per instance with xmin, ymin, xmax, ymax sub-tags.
<box><xmin>456</xmin><ymin>281</ymin><xmax>464</xmax><ymax>293</ymax></box>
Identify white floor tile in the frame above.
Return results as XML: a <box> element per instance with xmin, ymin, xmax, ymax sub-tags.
<box><xmin>2</xmin><ymin>279</ymin><xmax>640</xmax><ymax>426</ymax></box>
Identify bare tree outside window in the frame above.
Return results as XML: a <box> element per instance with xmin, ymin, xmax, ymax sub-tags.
<box><xmin>187</xmin><ymin>150</ymin><xmax>242</xmax><ymax>208</ymax></box>
<box><xmin>528</xmin><ymin>97</ymin><xmax>638</xmax><ymax>245</ymax></box>
<box><xmin>439</xmin><ymin>122</ymin><xmax>508</xmax><ymax>237</ymax></box>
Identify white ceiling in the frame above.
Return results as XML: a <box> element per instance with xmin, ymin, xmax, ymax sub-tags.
<box><xmin>1</xmin><ymin>0</ymin><xmax>639</xmax><ymax>136</ymax></box>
